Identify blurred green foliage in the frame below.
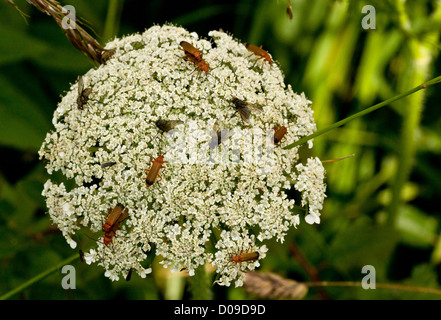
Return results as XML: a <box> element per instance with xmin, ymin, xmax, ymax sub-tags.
<box><xmin>0</xmin><ymin>0</ymin><xmax>440</xmax><ymax>300</ymax></box>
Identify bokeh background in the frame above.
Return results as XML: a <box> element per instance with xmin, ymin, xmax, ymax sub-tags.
<box><xmin>1</xmin><ymin>0</ymin><xmax>440</xmax><ymax>299</ymax></box>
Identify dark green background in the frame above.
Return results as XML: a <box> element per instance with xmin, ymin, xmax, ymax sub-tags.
<box><xmin>0</xmin><ymin>0</ymin><xmax>440</xmax><ymax>299</ymax></box>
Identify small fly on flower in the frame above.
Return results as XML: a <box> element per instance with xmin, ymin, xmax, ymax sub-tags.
<box><xmin>232</xmin><ymin>97</ymin><xmax>263</xmax><ymax>123</ymax></box>
<box><xmin>155</xmin><ymin>119</ymin><xmax>184</xmax><ymax>133</ymax></box>
<box><xmin>209</xmin><ymin>120</ymin><xmax>232</xmax><ymax>149</ymax></box>
<box><xmin>100</xmin><ymin>48</ymin><xmax>115</xmax><ymax>64</ymax></box>
<box><xmin>101</xmin><ymin>161</ymin><xmax>117</xmax><ymax>168</ymax></box>
<box><xmin>77</xmin><ymin>76</ymin><xmax>93</xmax><ymax>110</ymax></box>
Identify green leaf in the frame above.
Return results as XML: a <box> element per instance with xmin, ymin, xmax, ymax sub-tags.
<box><xmin>0</xmin><ymin>76</ymin><xmax>50</xmax><ymax>150</ymax></box>
<box><xmin>31</xmin><ymin>45</ymin><xmax>93</xmax><ymax>72</ymax></box>
<box><xmin>28</xmin><ymin>22</ymin><xmax>93</xmax><ymax>72</ymax></box>
<box><xmin>327</xmin><ymin>217</ymin><xmax>399</xmax><ymax>277</ymax></box>
<box><xmin>0</xmin><ymin>23</ymin><xmax>48</xmax><ymax>66</ymax></box>
<box><xmin>395</xmin><ymin>205</ymin><xmax>438</xmax><ymax>248</ymax></box>
<box><xmin>400</xmin><ymin>264</ymin><xmax>441</xmax><ymax>300</ymax></box>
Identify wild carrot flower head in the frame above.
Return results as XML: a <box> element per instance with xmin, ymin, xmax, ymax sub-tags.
<box><xmin>39</xmin><ymin>25</ymin><xmax>326</xmax><ymax>286</ymax></box>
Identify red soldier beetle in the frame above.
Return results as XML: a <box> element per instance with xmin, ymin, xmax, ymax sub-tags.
<box><xmin>273</xmin><ymin>126</ymin><xmax>288</xmax><ymax>144</ymax></box>
<box><xmin>180</xmin><ymin>41</ymin><xmax>218</xmax><ymax>75</ymax></box>
<box><xmin>180</xmin><ymin>41</ymin><xmax>210</xmax><ymax>73</ymax></box>
<box><xmin>183</xmin><ymin>52</ymin><xmax>210</xmax><ymax>74</ymax></box>
<box><xmin>180</xmin><ymin>41</ymin><xmax>203</xmax><ymax>61</ymax></box>
<box><xmin>229</xmin><ymin>250</ymin><xmax>260</xmax><ymax>267</ymax></box>
<box><xmin>103</xmin><ymin>230</ymin><xmax>116</xmax><ymax>246</ymax></box>
<box><xmin>244</xmin><ymin>43</ymin><xmax>273</xmax><ymax>65</ymax></box>
<box><xmin>103</xmin><ymin>207</ymin><xmax>129</xmax><ymax>246</ymax></box>
<box><xmin>145</xmin><ymin>154</ymin><xmax>167</xmax><ymax>188</ymax></box>
<box><xmin>103</xmin><ymin>203</ymin><xmax>126</xmax><ymax>233</ymax></box>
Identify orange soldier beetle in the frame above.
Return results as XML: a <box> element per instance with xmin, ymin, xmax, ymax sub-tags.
<box><xmin>81</xmin><ymin>205</ymin><xmax>129</xmax><ymax>246</ymax></box>
<box><xmin>272</xmin><ymin>126</ymin><xmax>288</xmax><ymax>144</ymax></box>
<box><xmin>103</xmin><ymin>229</ymin><xmax>116</xmax><ymax>246</ymax></box>
<box><xmin>103</xmin><ymin>203</ymin><xmax>127</xmax><ymax>233</ymax></box>
<box><xmin>180</xmin><ymin>41</ymin><xmax>210</xmax><ymax>74</ymax></box>
<box><xmin>145</xmin><ymin>154</ymin><xmax>167</xmax><ymax>188</ymax></box>
<box><xmin>103</xmin><ymin>207</ymin><xmax>129</xmax><ymax>246</ymax></box>
<box><xmin>229</xmin><ymin>250</ymin><xmax>260</xmax><ymax>266</ymax></box>
<box><xmin>183</xmin><ymin>51</ymin><xmax>210</xmax><ymax>74</ymax></box>
<box><xmin>244</xmin><ymin>43</ymin><xmax>273</xmax><ymax>65</ymax></box>
<box><xmin>180</xmin><ymin>41</ymin><xmax>203</xmax><ymax>61</ymax></box>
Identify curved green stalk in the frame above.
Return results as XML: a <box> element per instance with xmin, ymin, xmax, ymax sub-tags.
<box><xmin>305</xmin><ymin>281</ymin><xmax>441</xmax><ymax>296</ymax></box>
<box><xmin>283</xmin><ymin>75</ymin><xmax>441</xmax><ymax>151</ymax></box>
<box><xmin>103</xmin><ymin>0</ymin><xmax>124</xmax><ymax>43</ymax></box>
<box><xmin>0</xmin><ymin>253</ymin><xmax>79</xmax><ymax>300</ymax></box>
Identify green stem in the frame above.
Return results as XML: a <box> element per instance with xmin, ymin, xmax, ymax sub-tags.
<box><xmin>305</xmin><ymin>281</ymin><xmax>441</xmax><ymax>296</ymax></box>
<box><xmin>0</xmin><ymin>253</ymin><xmax>79</xmax><ymax>300</ymax></box>
<box><xmin>387</xmin><ymin>1</ymin><xmax>441</xmax><ymax>226</ymax></box>
<box><xmin>283</xmin><ymin>75</ymin><xmax>441</xmax><ymax>150</ymax></box>
<box><xmin>387</xmin><ymin>66</ymin><xmax>425</xmax><ymax>226</ymax></box>
<box><xmin>188</xmin><ymin>266</ymin><xmax>213</xmax><ymax>300</ymax></box>
<box><xmin>103</xmin><ymin>0</ymin><xmax>124</xmax><ymax>43</ymax></box>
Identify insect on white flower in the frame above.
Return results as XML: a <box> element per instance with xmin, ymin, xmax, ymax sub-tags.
<box><xmin>39</xmin><ymin>24</ymin><xmax>326</xmax><ymax>286</ymax></box>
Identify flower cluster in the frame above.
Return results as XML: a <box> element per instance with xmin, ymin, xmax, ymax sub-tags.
<box><xmin>295</xmin><ymin>157</ymin><xmax>327</xmax><ymax>224</ymax></box>
<box><xmin>39</xmin><ymin>24</ymin><xmax>326</xmax><ymax>286</ymax></box>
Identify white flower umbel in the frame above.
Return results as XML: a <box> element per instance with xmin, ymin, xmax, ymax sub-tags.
<box><xmin>39</xmin><ymin>25</ymin><xmax>326</xmax><ymax>286</ymax></box>
<box><xmin>295</xmin><ymin>157</ymin><xmax>327</xmax><ymax>224</ymax></box>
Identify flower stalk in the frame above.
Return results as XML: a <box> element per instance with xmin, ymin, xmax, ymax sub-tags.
<box><xmin>0</xmin><ymin>253</ymin><xmax>79</xmax><ymax>300</ymax></box>
<box><xmin>283</xmin><ymin>75</ymin><xmax>441</xmax><ymax>150</ymax></box>
<box><xmin>26</xmin><ymin>0</ymin><xmax>113</xmax><ymax>64</ymax></box>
